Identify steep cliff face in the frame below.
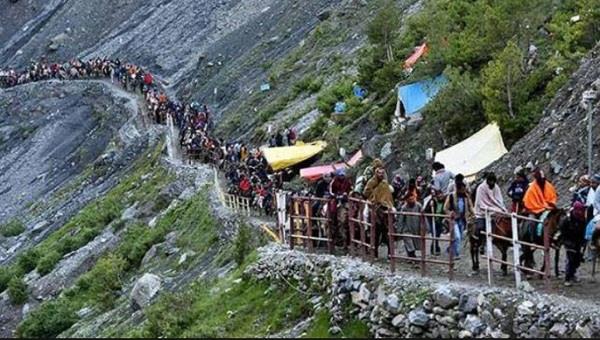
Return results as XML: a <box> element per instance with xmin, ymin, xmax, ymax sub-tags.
<box><xmin>489</xmin><ymin>44</ymin><xmax>600</xmax><ymax>203</ymax></box>
<box><xmin>0</xmin><ymin>80</ymin><xmax>157</xmax><ymax>263</ymax></box>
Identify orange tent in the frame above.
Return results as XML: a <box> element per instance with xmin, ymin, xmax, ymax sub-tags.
<box><xmin>404</xmin><ymin>43</ymin><xmax>428</xmax><ymax>70</ymax></box>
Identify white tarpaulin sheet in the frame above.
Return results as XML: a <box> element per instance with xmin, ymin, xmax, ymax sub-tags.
<box><xmin>434</xmin><ymin>123</ymin><xmax>508</xmax><ymax>179</ymax></box>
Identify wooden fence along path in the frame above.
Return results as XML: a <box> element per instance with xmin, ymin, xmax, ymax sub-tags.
<box><xmin>214</xmin><ymin>173</ymin><xmax>551</xmax><ymax>291</ymax></box>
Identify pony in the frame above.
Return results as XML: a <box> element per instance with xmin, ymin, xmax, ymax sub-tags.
<box><xmin>469</xmin><ymin>208</ymin><xmax>564</xmax><ymax>277</ymax></box>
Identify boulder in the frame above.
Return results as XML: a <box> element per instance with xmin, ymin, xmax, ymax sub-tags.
<box><xmin>391</xmin><ymin>314</ymin><xmax>405</xmax><ymax>327</ymax></box>
<box><xmin>141</xmin><ymin>244</ymin><xmax>160</xmax><ymax>267</ymax></box>
<box><xmin>458</xmin><ymin>330</ymin><xmax>472</xmax><ymax>338</ymax></box>
<box><xmin>380</xmin><ymin>142</ymin><xmax>392</xmax><ymax>160</ymax></box>
<box><xmin>433</xmin><ymin>286</ymin><xmax>458</xmax><ymax>308</ymax></box>
<box><xmin>458</xmin><ymin>293</ymin><xmax>478</xmax><ymax>313</ymax></box>
<box><xmin>317</xmin><ymin>10</ymin><xmax>331</xmax><ymax>21</ymax></box>
<box><xmin>131</xmin><ymin>273</ymin><xmax>162</xmax><ymax>310</ymax></box>
<box><xmin>517</xmin><ymin>301</ymin><xmax>535</xmax><ymax>316</ymax></box>
<box><xmin>48</xmin><ymin>33</ymin><xmax>69</xmax><ymax>51</ymax></box>
<box><xmin>121</xmin><ymin>202</ymin><xmax>139</xmax><ymax>220</ymax></box>
<box><xmin>463</xmin><ymin>314</ymin><xmax>485</xmax><ymax>335</ymax></box>
<box><xmin>576</xmin><ymin>323</ymin><xmax>592</xmax><ymax>338</ymax></box>
<box><xmin>385</xmin><ymin>293</ymin><xmax>400</xmax><ymax>312</ymax></box>
<box><xmin>408</xmin><ymin>309</ymin><xmax>429</xmax><ymax>327</ymax></box>
<box><xmin>358</xmin><ymin>283</ymin><xmax>371</xmax><ymax>301</ymax></box>
<box><xmin>550</xmin><ymin>322</ymin><xmax>568</xmax><ymax>337</ymax></box>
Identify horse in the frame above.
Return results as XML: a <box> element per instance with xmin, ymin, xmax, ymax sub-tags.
<box><xmin>469</xmin><ymin>215</ymin><xmax>512</xmax><ymax>276</ymax></box>
<box><xmin>520</xmin><ymin>208</ymin><xmax>565</xmax><ymax>277</ymax></box>
<box><xmin>468</xmin><ymin>208</ymin><xmax>564</xmax><ymax>277</ymax></box>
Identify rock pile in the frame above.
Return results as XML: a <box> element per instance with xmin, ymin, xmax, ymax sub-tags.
<box><xmin>247</xmin><ymin>244</ymin><xmax>600</xmax><ymax>338</ymax></box>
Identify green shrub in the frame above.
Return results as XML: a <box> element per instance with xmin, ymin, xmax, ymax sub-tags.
<box><xmin>79</xmin><ymin>254</ymin><xmax>127</xmax><ymax>309</ymax></box>
<box><xmin>233</xmin><ymin>224</ymin><xmax>252</xmax><ymax>267</ymax></box>
<box><xmin>0</xmin><ymin>266</ymin><xmax>14</xmax><ymax>292</ymax></box>
<box><xmin>37</xmin><ymin>250</ymin><xmax>62</xmax><ymax>276</ymax></box>
<box><xmin>293</xmin><ymin>76</ymin><xmax>323</xmax><ymax>96</ymax></box>
<box><xmin>0</xmin><ymin>219</ymin><xmax>26</xmax><ymax>237</ymax></box>
<box><xmin>145</xmin><ymin>291</ymin><xmax>195</xmax><ymax>338</ymax></box>
<box><xmin>316</xmin><ymin>80</ymin><xmax>354</xmax><ymax>115</ymax></box>
<box><xmin>8</xmin><ymin>277</ymin><xmax>28</xmax><ymax>305</ymax></box>
<box><xmin>117</xmin><ymin>223</ymin><xmax>165</xmax><ymax>270</ymax></box>
<box><xmin>16</xmin><ymin>248</ymin><xmax>40</xmax><ymax>275</ymax></box>
<box><xmin>371</xmin><ymin>94</ymin><xmax>398</xmax><ymax>132</ymax></box>
<box><xmin>16</xmin><ymin>299</ymin><xmax>78</xmax><ymax>338</ymax></box>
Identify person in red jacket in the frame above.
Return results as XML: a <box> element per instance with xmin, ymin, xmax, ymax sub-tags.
<box><xmin>239</xmin><ymin>175</ymin><xmax>252</xmax><ymax>197</ymax></box>
<box><xmin>143</xmin><ymin>72</ymin><xmax>153</xmax><ymax>86</ymax></box>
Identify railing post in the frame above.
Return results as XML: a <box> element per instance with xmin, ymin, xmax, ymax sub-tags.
<box><xmin>387</xmin><ymin>210</ymin><xmax>396</xmax><ymax>273</ymax></box>
<box><xmin>420</xmin><ymin>213</ymin><xmax>427</xmax><ymax>277</ymax></box>
<box><xmin>511</xmin><ymin>213</ymin><xmax>522</xmax><ymax>288</ymax></box>
<box><xmin>431</xmin><ymin>205</ymin><xmax>437</xmax><ymax>256</ymax></box>
<box><xmin>360</xmin><ymin>202</ymin><xmax>367</xmax><ymax>258</ymax></box>
<box><xmin>485</xmin><ymin>208</ymin><xmax>493</xmax><ymax>286</ymax></box>
<box><xmin>369</xmin><ymin>203</ymin><xmax>378</xmax><ymax>260</ymax></box>
<box><xmin>306</xmin><ymin>199</ymin><xmax>314</xmax><ymax>253</ymax></box>
<box><xmin>349</xmin><ymin>200</ymin><xmax>356</xmax><ymax>256</ymax></box>
<box><xmin>543</xmin><ymin>221</ymin><xmax>551</xmax><ymax>292</ymax></box>
<box><xmin>448</xmin><ymin>218</ymin><xmax>454</xmax><ymax>281</ymax></box>
<box><xmin>289</xmin><ymin>198</ymin><xmax>296</xmax><ymax>250</ymax></box>
<box><xmin>326</xmin><ymin>199</ymin><xmax>335</xmax><ymax>254</ymax></box>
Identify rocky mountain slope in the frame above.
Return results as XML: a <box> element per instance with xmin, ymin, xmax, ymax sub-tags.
<box><xmin>0</xmin><ymin>80</ymin><xmax>157</xmax><ymax>261</ymax></box>
<box><xmin>1</xmin><ymin>0</ymin><xmax>600</xmax><ymax>338</ymax></box>
<box><xmin>490</xmin><ymin>43</ymin><xmax>600</xmax><ymax>203</ymax></box>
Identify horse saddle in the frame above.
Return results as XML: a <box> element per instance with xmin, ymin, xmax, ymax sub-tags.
<box><xmin>536</xmin><ymin>210</ymin><xmax>551</xmax><ymax>237</ymax></box>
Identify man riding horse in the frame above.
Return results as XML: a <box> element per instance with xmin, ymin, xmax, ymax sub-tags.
<box><xmin>521</xmin><ymin>167</ymin><xmax>559</xmax><ymax>271</ymax></box>
<box><xmin>471</xmin><ymin>172</ymin><xmax>508</xmax><ymax>273</ymax></box>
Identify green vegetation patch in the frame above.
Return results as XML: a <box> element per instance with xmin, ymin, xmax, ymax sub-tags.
<box><xmin>16</xmin><ymin>189</ymin><xmax>218</xmax><ymax>338</ymax></box>
<box><xmin>304</xmin><ymin>310</ymin><xmax>371</xmax><ymax>338</ymax></box>
<box><xmin>358</xmin><ymin>0</ymin><xmax>600</xmax><ymax>144</ymax></box>
<box><xmin>0</xmin><ymin>219</ymin><xmax>26</xmax><ymax>237</ymax></box>
<box><xmin>133</xmin><ymin>274</ymin><xmax>312</xmax><ymax>338</ymax></box>
<box><xmin>19</xmin><ymin>143</ymin><xmax>172</xmax><ymax>277</ymax></box>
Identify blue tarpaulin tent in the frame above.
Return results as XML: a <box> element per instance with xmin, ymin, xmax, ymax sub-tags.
<box><xmin>353</xmin><ymin>85</ymin><xmax>367</xmax><ymax>100</ymax></box>
<box><xmin>334</xmin><ymin>101</ymin><xmax>347</xmax><ymax>114</ymax></box>
<box><xmin>397</xmin><ymin>75</ymin><xmax>447</xmax><ymax>117</ymax></box>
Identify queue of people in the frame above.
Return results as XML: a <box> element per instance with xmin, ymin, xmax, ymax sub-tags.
<box><xmin>303</xmin><ymin>157</ymin><xmax>593</xmax><ymax>286</ymax></box>
<box><xmin>1</xmin><ymin>57</ymin><xmax>282</xmax><ymax>216</ymax></box>
<box><xmin>1</xmin><ymin>58</ymin><xmax>592</xmax><ymax>286</ymax></box>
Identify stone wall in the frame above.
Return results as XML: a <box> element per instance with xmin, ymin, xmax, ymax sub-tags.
<box><xmin>246</xmin><ymin>244</ymin><xmax>600</xmax><ymax>338</ymax></box>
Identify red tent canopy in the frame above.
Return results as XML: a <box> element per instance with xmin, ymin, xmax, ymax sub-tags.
<box><xmin>299</xmin><ymin>150</ymin><xmax>363</xmax><ymax>182</ymax></box>
<box><xmin>404</xmin><ymin>43</ymin><xmax>428</xmax><ymax>70</ymax></box>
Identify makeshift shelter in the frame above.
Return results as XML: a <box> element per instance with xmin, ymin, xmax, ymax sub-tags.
<box><xmin>434</xmin><ymin>123</ymin><xmax>508</xmax><ymax>180</ymax></box>
<box><xmin>299</xmin><ymin>150</ymin><xmax>364</xmax><ymax>181</ymax></box>
<box><xmin>353</xmin><ymin>85</ymin><xmax>367</xmax><ymax>99</ymax></box>
<box><xmin>395</xmin><ymin>75</ymin><xmax>448</xmax><ymax>120</ymax></box>
<box><xmin>262</xmin><ymin>141</ymin><xmax>327</xmax><ymax>171</ymax></box>
<box><xmin>404</xmin><ymin>43</ymin><xmax>428</xmax><ymax>71</ymax></box>
<box><xmin>334</xmin><ymin>101</ymin><xmax>347</xmax><ymax>114</ymax></box>
<box><xmin>260</xmin><ymin>83</ymin><xmax>271</xmax><ymax>92</ymax></box>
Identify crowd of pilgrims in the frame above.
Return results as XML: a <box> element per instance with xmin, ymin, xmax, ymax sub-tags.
<box><xmin>2</xmin><ymin>58</ymin><xmax>594</xmax><ymax>285</ymax></box>
<box><xmin>0</xmin><ymin>57</ymin><xmax>280</xmax><ymax>215</ymax></box>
